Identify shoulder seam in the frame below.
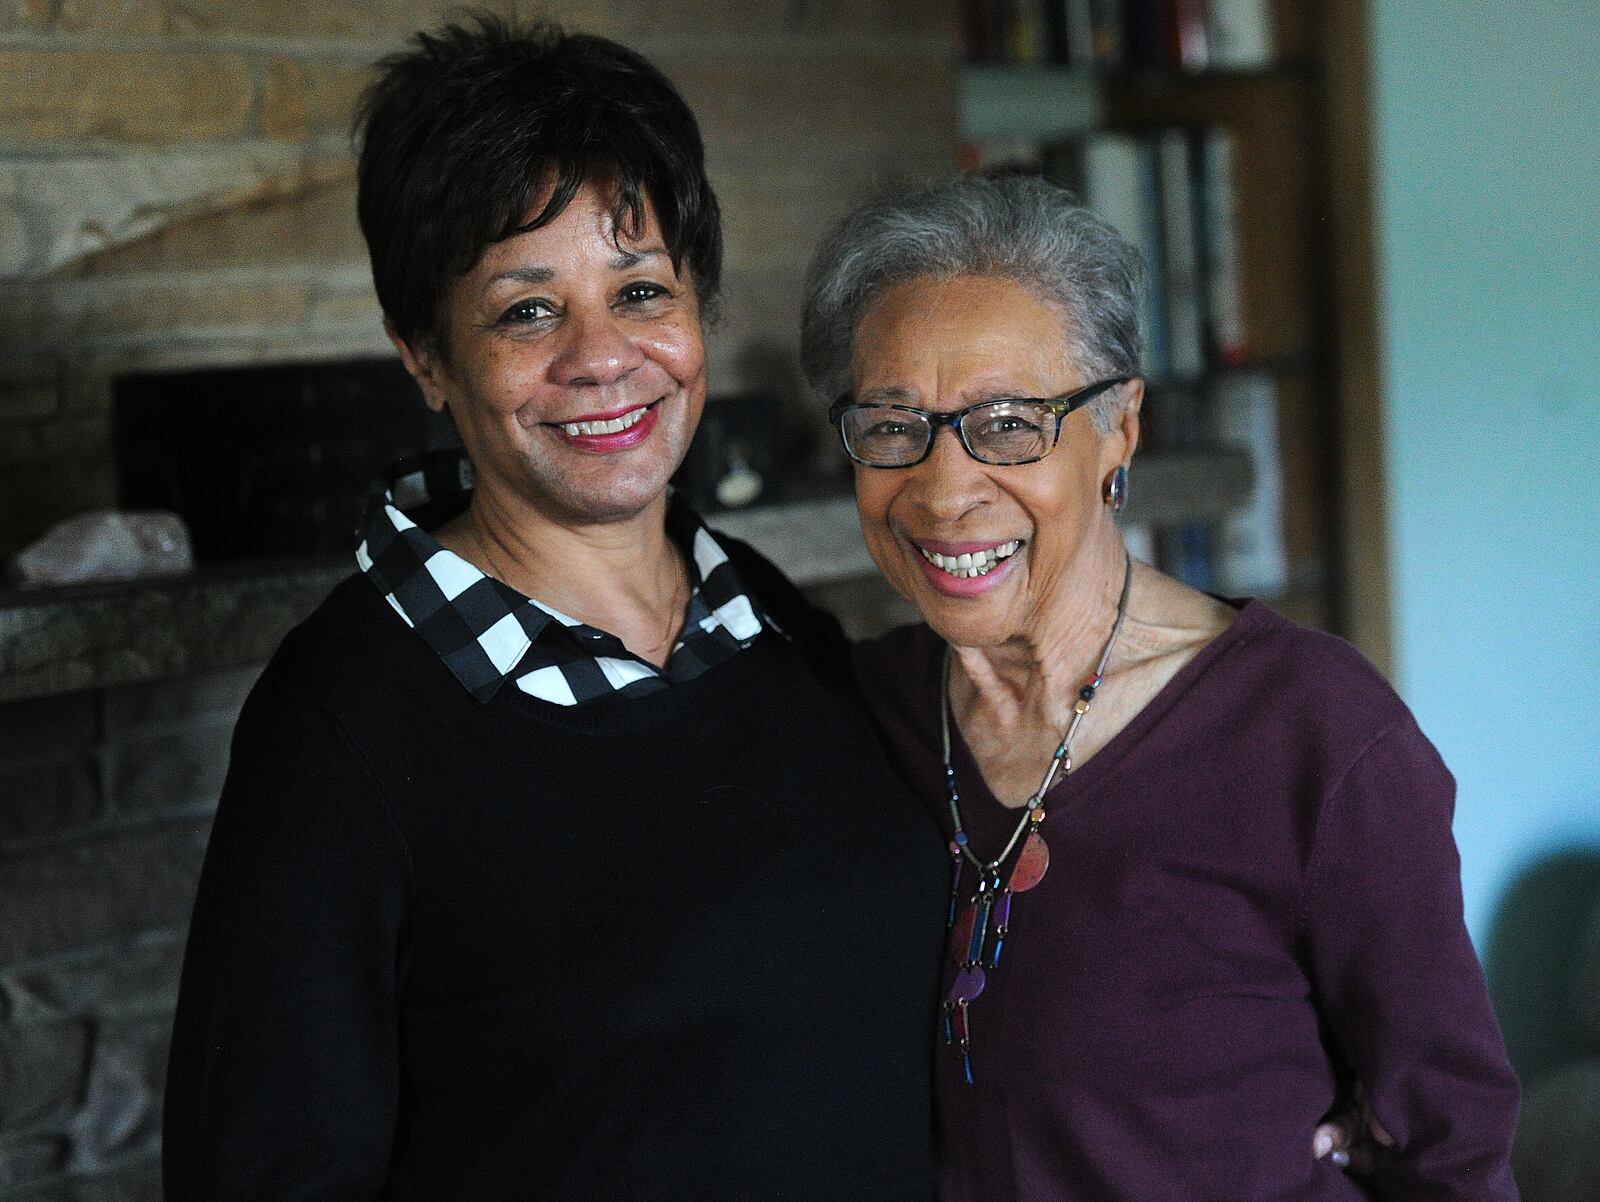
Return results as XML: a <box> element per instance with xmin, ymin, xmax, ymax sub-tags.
<box><xmin>256</xmin><ymin>680</ymin><xmax>420</xmax><ymax>930</ymax></box>
<box><xmin>1294</xmin><ymin>716</ymin><xmax>1409</xmax><ymax>937</ymax></box>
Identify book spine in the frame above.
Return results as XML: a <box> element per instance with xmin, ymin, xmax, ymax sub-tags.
<box><xmin>1135</xmin><ymin>136</ymin><xmax>1169</xmax><ymax>379</ymax></box>
<box><xmin>1007</xmin><ymin>0</ymin><xmax>1049</xmax><ymax>64</ymax></box>
<box><xmin>1157</xmin><ymin>130</ymin><xmax>1206</xmax><ymax>381</ymax></box>
<box><xmin>1207</xmin><ymin>0</ymin><xmax>1272</xmax><ymax>67</ymax></box>
<box><xmin>1123</xmin><ymin>0</ymin><xmax>1170</xmax><ymax>68</ymax></box>
<box><xmin>1209</xmin><ymin>372</ymin><xmax>1288</xmax><ymax>596</ymax></box>
<box><xmin>1044</xmin><ymin>0</ymin><xmax>1071</xmax><ymax>63</ymax></box>
<box><xmin>1166</xmin><ymin>0</ymin><xmax>1210</xmax><ymax>70</ymax></box>
<box><xmin>1064</xmin><ymin>0</ymin><xmax>1097</xmax><ymax>67</ymax></box>
<box><xmin>1199</xmin><ymin>127</ymin><xmax>1249</xmax><ymax>365</ymax></box>
<box><xmin>1089</xmin><ymin>0</ymin><xmax>1126</xmax><ymax>66</ymax></box>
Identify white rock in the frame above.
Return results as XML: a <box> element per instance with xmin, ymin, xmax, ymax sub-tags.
<box><xmin>10</xmin><ymin>510</ymin><xmax>195</xmax><ymax>585</ymax></box>
<box><xmin>0</xmin><ymin>144</ymin><xmax>306</xmax><ymax>280</ymax></box>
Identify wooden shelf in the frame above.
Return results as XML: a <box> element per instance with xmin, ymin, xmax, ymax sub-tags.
<box><xmin>0</xmin><ymin>450</ymin><xmax>1251</xmax><ymax>702</ymax></box>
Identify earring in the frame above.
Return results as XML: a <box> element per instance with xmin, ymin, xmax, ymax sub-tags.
<box><xmin>1103</xmin><ymin>465</ymin><xmax>1129</xmax><ymax>512</ymax></box>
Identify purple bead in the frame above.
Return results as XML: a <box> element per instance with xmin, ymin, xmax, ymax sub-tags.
<box><xmin>948</xmin><ymin>965</ymin><xmax>987</xmax><ymax>1003</ymax></box>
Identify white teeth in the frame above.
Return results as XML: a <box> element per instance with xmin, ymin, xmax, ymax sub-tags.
<box><xmin>561</xmin><ymin>406</ymin><xmax>649</xmax><ymax>437</ymax></box>
<box><xmin>916</xmin><ymin>540</ymin><xmax>1021</xmax><ymax>578</ymax></box>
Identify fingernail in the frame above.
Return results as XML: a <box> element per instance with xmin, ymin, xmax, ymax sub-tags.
<box><xmin>1330</xmin><ymin>1149</ymin><xmax>1351</xmax><ymax>1169</ymax></box>
<box><xmin>1313</xmin><ymin>1131</ymin><xmax>1332</xmax><ymax>1158</ymax></box>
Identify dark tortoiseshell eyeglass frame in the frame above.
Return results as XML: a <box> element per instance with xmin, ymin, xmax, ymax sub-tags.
<box><xmin>827</xmin><ymin>375</ymin><xmax>1134</xmax><ymax>468</ymax></box>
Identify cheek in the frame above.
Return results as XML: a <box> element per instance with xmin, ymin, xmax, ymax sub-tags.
<box><xmin>852</xmin><ymin>472</ymin><xmax>901</xmax><ymax>541</ymax></box>
<box><xmin>644</xmin><ymin>323</ymin><xmax>706</xmax><ymax>382</ymax></box>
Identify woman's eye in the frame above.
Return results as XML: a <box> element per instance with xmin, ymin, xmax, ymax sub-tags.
<box><xmin>499</xmin><ymin>298</ymin><xmax>556</xmax><ymax>324</ymax></box>
<box><xmin>619</xmin><ymin>281</ymin><xmax>669</xmax><ymax>305</ymax></box>
<box><xmin>864</xmin><ymin>419</ymin><xmax>912</xmax><ymax>439</ymax></box>
<box><xmin>978</xmin><ymin>415</ymin><xmax>1039</xmax><ymax>436</ymax></box>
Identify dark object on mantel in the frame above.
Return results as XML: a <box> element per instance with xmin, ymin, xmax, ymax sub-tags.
<box><xmin>114</xmin><ymin>358</ymin><xmax>457</xmax><ymax>566</ymax></box>
<box><xmin>676</xmin><ymin>392</ymin><xmax>784</xmax><ymax>513</ymax></box>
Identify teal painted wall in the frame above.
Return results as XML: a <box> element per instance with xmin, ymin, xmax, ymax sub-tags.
<box><xmin>1369</xmin><ymin>2</ymin><xmax>1600</xmax><ymax>1077</ymax></box>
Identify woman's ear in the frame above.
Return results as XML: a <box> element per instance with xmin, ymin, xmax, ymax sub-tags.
<box><xmin>1102</xmin><ymin>378</ymin><xmax>1144</xmax><ymax>471</ymax></box>
<box><xmin>387</xmin><ymin>320</ymin><xmax>451</xmax><ymax>414</ymax></box>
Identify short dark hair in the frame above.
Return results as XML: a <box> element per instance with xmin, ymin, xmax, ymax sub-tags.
<box><xmin>355</xmin><ymin>14</ymin><xmax>723</xmax><ymax>352</ymax></box>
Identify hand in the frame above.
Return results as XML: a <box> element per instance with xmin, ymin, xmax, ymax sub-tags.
<box><xmin>1313</xmin><ymin>1083</ymin><xmax>1395</xmax><ymax>1174</ymax></box>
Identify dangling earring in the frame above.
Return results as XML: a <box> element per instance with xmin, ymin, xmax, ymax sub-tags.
<box><xmin>1103</xmin><ymin>464</ymin><xmax>1129</xmax><ymax>512</ymax></box>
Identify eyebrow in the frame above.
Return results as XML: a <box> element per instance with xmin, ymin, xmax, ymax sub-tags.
<box><xmin>610</xmin><ymin>246</ymin><xmax>669</xmax><ymax>270</ymax></box>
<box><xmin>485</xmin><ymin>245</ymin><xmax>671</xmax><ymax>289</ymax></box>
<box><xmin>487</xmin><ymin>266</ymin><xmax>555</xmax><ymax>287</ymax></box>
<box><xmin>856</xmin><ymin>385</ymin><xmax>920</xmax><ymax>405</ymax></box>
<box><xmin>855</xmin><ymin>383</ymin><xmax>1023</xmax><ymax>407</ymax></box>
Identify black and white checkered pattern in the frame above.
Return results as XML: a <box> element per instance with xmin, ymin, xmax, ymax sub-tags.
<box><xmin>356</xmin><ymin>450</ymin><xmax>765</xmax><ymax>706</ymax></box>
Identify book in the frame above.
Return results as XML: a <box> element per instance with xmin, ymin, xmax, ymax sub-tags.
<box><xmin>1167</xmin><ymin>0</ymin><xmax>1210</xmax><ymax>69</ymax></box>
<box><xmin>1080</xmin><ymin>132</ymin><xmax>1165</xmax><ymax>375</ymax></box>
<box><xmin>960</xmin><ymin>0</ymin><xmax>1003</xmax><ymax>63</ymax></box>
<box><xmin>1146</xmin><ymin>384</ymin><xmax>1214</xmax><ymax>590</ymax></box>
<box><xmin>1090</xmin><ymin>0</ymin><xmax>1126</xmax><ymax>65</ymax></box>
<box><xmin>1208</xmin><ymin>372</ymin><xmax>1288</xmax><ymax>596</ymax></box>
<box><xmin>1197</xmin><ymin>127</ymin><xmax>1249</xmax><ymax>365</ymax></box>
<box><xmin>1208</xmin><ymin>0</ymin><xmax>1273</xmax><ymax>67</ymax></box>
<box><xmin>1157</xmin><ymin>130</ymin><xmax>1206</xmax><ymax>381</ymax></box>
<box><xmin>1007</xmin><ymin>0</ymin><xmax>1050</xmax><ymax>64</ymax></box>
<box><xmin>1123</xmin><ymin>0</ymin><xmax>1169</xmax><ymax>68</ymax></box>
<box><xmin>1063</xmin><ymin>0</ymin><xmax>1098</xmax><ymax>67</ymax></box>
<box><xmin>1134</xmin><ymin>137</ymin><xmax>1169</xmax><ymax>378</ymax></box>
<box><xmin>960</xmin><ymin>136</ymin><xmax>1045</xmax><ymax>174</ymax></box>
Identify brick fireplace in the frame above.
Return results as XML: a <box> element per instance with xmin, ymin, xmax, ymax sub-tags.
<box><xmin>0</xmin><ymin>2</ymin><xmax>954</xmax><ymax>1196</ymax></box>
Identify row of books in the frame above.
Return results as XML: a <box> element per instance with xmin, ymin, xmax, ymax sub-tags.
<box><xmin>964</xmin><ymin>124</ymin><xmax>1251</xmax><ymax>383</ymax></box>
<box><xmin>1122</xmin><ymin>373</ymin><xmax>1289</xmax><ymax>598</ymax></box>
<box><xmin>960</xmin><ymin>0</ymin><xmax>1274</xmax><ymax>71</ymax></box>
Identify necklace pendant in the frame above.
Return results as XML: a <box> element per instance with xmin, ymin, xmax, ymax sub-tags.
<box><xmin>965</xmin><ymin>884</ymin><xmax>995</xmax><ymax>966</ymax></box>
<box><xmin>1008</xmin><ymin>829</ymin><xmax>1051</xmax><ymax>893</ymax></box>
<box><xmin>952</xmin><ymin>1000</ymin><xmax>975</xmax><ymax>1085</ymax></box>
<box><xmin>949</xmin><ymin>964</ymin><xmax>986</xmax><ymax>1004</ymax></box>
<box><xmin>989</xmin><ymin>889</ymin><xmax>1014</xmax><ymax>968</ymax></box>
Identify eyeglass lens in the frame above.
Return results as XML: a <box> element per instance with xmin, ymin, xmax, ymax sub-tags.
<box><xmin>840</xmin><ymin>400</ymin><xmax>1057</xmax><ymax>466</ymax></box>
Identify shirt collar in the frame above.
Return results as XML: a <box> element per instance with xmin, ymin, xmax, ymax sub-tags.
<box><xmin>355</xmin><ymin>449</ymin><xmax>762</xmax><ymax>703</ymax></box>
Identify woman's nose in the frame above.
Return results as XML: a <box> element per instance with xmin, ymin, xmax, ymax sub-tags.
<box><xmin>550</xmin><ymin>305</ymin><xmax>645</xmax><ymax>387</ymax></box>
<box><xmin>908</xmin><ymin>425</ymin><xmax>990</xmax><ymax>522</ymax></box>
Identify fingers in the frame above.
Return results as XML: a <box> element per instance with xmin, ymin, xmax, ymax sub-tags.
<box><xmin>1368</xmin><ymin>1114</ymin><xmax>1396</xmax><ymax>1148</ymax></box>
<box><xmin>1343</xmin><ymin>1146</ymin><xmax>1377</xmax><ymax>1175</ymax></box>
<box><xmin>1312</xmin><ymin>1121</ymin><xmax>1351</xmax><ymax>1159</ymax></box>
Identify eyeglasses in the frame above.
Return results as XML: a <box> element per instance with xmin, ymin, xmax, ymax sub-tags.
<box><xmin>827</xmin><ymin>376</ymin><xmax>1133</xmax><ymax>468</ymax></box>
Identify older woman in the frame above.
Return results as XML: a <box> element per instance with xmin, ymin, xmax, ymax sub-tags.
<box><xmin>161</xmin><ymin>20</ymin><xmax>947</xmax><ymax>1199</ymax></box>
<box><xmin>802</xmin><ymin>174</ymin><xmax>1520</xmax><ymax>1200</ymax></box>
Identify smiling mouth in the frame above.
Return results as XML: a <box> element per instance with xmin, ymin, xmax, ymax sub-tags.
<box><xmin>553</xmin><ymin>401</ymin><xmax>658</xmax><ymax>437</ymax></box>
<box><xmin>915</xmin><ymin>540</ymin><xmax>1022</xmax><ymax>579</ymax></box>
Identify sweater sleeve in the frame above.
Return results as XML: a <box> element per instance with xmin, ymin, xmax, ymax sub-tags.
<box><xmin>163</xmin><ymin>682</ymin><xmax>410</xmax><ymax>1201</ymax></box>
<box><xmin>1302</xmin><ymin>718</ymin><xmax>1520</xmax><ymax>1201</ymax></box>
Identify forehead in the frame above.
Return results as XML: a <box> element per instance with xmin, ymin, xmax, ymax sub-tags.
<box><xmin>473</xmin><ymin>180</ymin><xmax>668</xmax><ymax>278</ymax></box>
<box><xmin>851</xmin><ymin>274</ymin><xmax>1069</xmax><ymax>396</ymax></box>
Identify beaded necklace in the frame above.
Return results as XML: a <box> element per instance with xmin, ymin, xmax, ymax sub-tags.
<box><xmin>938</xmin><ymin>552</ymin><xmax>1133</xmax><ymax>1084</ymax></box>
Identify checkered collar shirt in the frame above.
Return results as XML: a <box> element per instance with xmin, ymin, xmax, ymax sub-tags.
<box><xmin>355</xmin><ymin>450</ymin><xmax>766</xmax><ymax>707</ymax></box>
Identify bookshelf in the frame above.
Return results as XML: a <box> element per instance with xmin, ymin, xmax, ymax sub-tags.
<box><xmin>955</xmin><ymin>0</ymin><xmax>1390</xmax><ymax>671</ymax></box>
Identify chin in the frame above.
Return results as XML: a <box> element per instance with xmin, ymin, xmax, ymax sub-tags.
<box><xmin>540</xmin><ymin>465</ymin><xmax>677</xmax><ymax>524</ymax></box>
<box><xmin>923</xmin><ymin>609</ymin><xmax>1019</xmax><ymax>650</ymax></box>
<box><xmin>889</xmin><ymin>577</ymin><xmax>1013</xmax><ymax>649</ymax></box>
<box><xmin>525</xmin><ymin>416</ymin><xmax>694</xmax><ymax>523</ymax></box>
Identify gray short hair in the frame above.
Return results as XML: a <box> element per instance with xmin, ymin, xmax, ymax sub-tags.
<box><xmin>799</xmin><ymin>173</ymin><xmax>1144</xmax><ymax>435</ymax></box>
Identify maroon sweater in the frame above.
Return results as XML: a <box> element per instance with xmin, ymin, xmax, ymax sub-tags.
<box><xmin>853</xmin><ymin>600</ymin><xmax>1519</xmax><ymax>1202</ymax></box>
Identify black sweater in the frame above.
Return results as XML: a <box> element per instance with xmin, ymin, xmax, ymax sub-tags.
<box><xmin>164</xmin><ymin>554</ymin><xmax>948</xmax><ymax>1200</ymax></box>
